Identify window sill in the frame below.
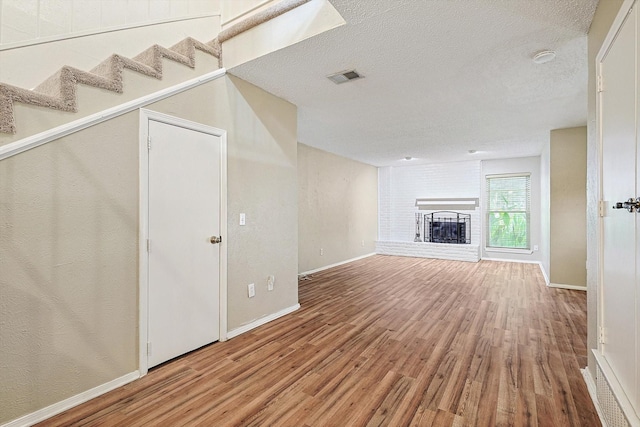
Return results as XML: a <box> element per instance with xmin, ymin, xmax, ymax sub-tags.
<box><xmin>484</xmin><ymin>247</ymin><xmax>533</xmax><ymax>255</ymax></box>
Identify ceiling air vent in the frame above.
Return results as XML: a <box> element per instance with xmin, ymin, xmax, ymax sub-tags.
<box><xmin>327</xmin><ymin>69</ymin><xmax>363</xmax><ymax>84</ymax></box>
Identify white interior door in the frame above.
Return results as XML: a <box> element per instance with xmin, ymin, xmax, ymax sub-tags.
<box><xmin>147</xmin><ymin>119</ymin><xmax>221</xmax><ymax>368</ymax></box>
<box><xmin>601</xmin><ymin>6</ymin><xmax>639</xmax><ymax>412</ymax></box>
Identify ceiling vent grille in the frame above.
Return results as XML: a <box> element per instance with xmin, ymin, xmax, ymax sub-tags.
<box><xmin>327</xmin><ymin>69</ymin><xmax>363</xmax><ymax>84</ymax></box>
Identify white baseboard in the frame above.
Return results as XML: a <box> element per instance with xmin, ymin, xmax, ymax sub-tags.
<box><xmin>481</xmin><ymin>258</ymin><xmax>587</xmax><ymax>291</ymax></box>
<box><xmin>481</xmin><ymin>257</ymin><xmax>541</xmax><ymax>264</ymax></box>
<box><xmin>581</xmin><ymin>367</ymin><xmax>608</xmax><ymax>427</ymax></box>
<box><xmin>481</xmin><ymin>258</ymin><xmax>551</xmax><ymax>286</ymax></box>
<box><xmin>3</xmin><ymin>371</ymin><xmax>140</xmax><ymax>427</ymax></box>
<box><xmin>298</xmin><ymin>253</ymin><xmax>376</xmax><ymax>276</ymax></box>
<box><xmin>548</xmin><ymin>282</ymin><xmax>587</xmax><ymax>291</ymax></box>
<box><xmin>538</xmin><ymin>263</ymin><xmax>550</xmax><ymax>286</ymax></box>
<box><xmin>226</xmin><ymin>304</ymin><xmax>300</xmax><ymax>339</ymax></box>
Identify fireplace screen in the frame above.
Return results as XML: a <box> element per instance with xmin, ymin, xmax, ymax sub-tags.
<box><xmin>424</xmin><ymin>211</ymin><xmax>471</xmax><ymax>244</ymax></box>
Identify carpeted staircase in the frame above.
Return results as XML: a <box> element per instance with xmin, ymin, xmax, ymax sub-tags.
<box><xmin>0</xmin><ymin>0</ymin><xmax>310</xmax><ymax>137</ymax></box>
<box><xmin>0</xmin><ymin>37</ymin><xmax>220</xmax><ymax>135</ymax></box>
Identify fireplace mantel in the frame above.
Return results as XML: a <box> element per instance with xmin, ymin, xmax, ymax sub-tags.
<box><xmin>415</xmin><ymin>198</ymin><xmax>479</xmax><ymax>210</ymax></box>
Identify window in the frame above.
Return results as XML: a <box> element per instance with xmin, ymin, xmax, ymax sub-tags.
<box><xmin>486</xmin><ymin>174</ymin><xmax>530</xmax><ymax>249</ymax></box>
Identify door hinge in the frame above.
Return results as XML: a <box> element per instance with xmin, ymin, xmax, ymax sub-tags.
<box><xmin>147</xmin><ymin>239</ymin><xmax>151</xmax><ymax>252</ymax></box>
<box><xmin>599</xmin><ymin>200</ymin><xmax>606</xmax><ymax>217</ymax></box>
<box><xmin>147</xmin><ymin>342</ymin><xmax>152</xmax><ymax>356</ymax></box>
<box><xmin>597</xmin><ymin>75</ymin><xmax>604</xmax><ymax>93</ymax></box>
<box><xmin>599</xmin><ymin>326</ymin><xmax>606</xmax><ymax>344</ymax></box>
<box><xmin>147</xmin><ymin>136</ymin><xmax>152</xmax><ymax>150</ymax></box>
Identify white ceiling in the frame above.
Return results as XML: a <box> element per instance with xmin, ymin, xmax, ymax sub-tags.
<box><xmin>229</xmin><ymin>0</ymin><xmax>599</xmax><ymax>167</ymax></box>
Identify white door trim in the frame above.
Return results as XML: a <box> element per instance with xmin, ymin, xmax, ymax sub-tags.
<box><xmin>596</xmin><ymin>0</ymin><xmax>635</xmax><ymax>361</ymax></box>
<box><xmin>595</xmin><ymin>1</ymin><xmax>640</xmax><ymax>424</ymax></box>
<box><xmin>138</xmin><ymin>109</ymin><xmax>228</xmax><ymax>376</ymax></box>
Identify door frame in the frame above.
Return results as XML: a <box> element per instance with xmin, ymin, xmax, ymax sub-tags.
<box><xmin>138</xmin><ymin>108</ymin><xmax>228</xmax><ymax>376</ymax></box>
<box><xmin>596</xmin><ymin>0</ymin><xmax>640</xmax><ymax>422</ymax></box>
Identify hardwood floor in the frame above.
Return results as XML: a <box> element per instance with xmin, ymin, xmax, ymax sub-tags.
<box><xmin>37</xmin><ymin>255</ymin><xmax>600</xmax><ymax>426</ymax></box>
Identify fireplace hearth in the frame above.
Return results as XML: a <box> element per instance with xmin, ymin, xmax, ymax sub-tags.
<box><xmin>423</xmin><ymin>211</ymin><xmax>471</xmax><ymax>244</ymax></box>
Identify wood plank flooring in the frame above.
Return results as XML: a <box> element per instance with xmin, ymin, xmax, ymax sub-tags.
<box><xmin>37</xmin><ymin>255</ymin><xmax>600</xmax><ymax>426</ymax></box>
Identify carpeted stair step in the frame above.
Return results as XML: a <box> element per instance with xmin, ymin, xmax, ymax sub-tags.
<box><xmin>0</xmin><ymin>36</ymin><xmax>221</xmax><ymax>135</ymax></box>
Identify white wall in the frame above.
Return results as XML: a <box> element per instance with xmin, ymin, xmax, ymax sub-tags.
<box><xmin>540</xmin><ymin>142</ymin><xmax>551</xmax><ymax>279</ymax></box>
<box><xmin>481</xmin><ymin>156</ymin><xmax>542</xmax><ymax>263</ymax></box>
<box><xmin>378</xmin><ymin>157</ymin><xmax>543</xmax><ymax>264</ymax></box>
<box><xmin>0</xmin><ymin>0</ymin><xmax>218</xmax><ymax>48</ymax></box>
<box><xmin>378</xmin><ymin>160</ymin><xmax>481</xmax><ymax>244</ymax></box>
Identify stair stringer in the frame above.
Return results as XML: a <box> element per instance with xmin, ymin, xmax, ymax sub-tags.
<box><xmin>0</xmin><ymin>37</ymin><xmax>221</xmax><ymax>143</ymax></box>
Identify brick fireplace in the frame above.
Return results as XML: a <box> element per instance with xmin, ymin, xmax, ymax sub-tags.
<box><xmin>376</xmin><ymin>162</ymin><xmax>481</xmax><ymax>262</ymax></box>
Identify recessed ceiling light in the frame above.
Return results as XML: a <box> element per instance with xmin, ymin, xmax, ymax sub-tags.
<box><xmin>468</xmin><ymin>150</ymin><xmax>477</xmax><ymax>154</ymax></box>
<box><xmin>404</xmin><ymin>156</ymin><xmax>414</xmax><ymax>161</ymax></box>
<box><xmin>532</xmin><ymin>50</ymin><xmax>556</xmax><ymax>64</ymax></box>
<box><xmin>327</xmin><ymin>69</ymin><xmax>364</xmax><ymax>84</ymax></box>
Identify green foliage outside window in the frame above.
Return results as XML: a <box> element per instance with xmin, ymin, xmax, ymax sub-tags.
<box><xmin>486</xmin><ymin>175</ymin><xmax>530</xmax><ymax>249</ymax></box>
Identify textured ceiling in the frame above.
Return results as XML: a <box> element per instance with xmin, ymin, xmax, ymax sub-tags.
<box><xmin>229</xmin><ymin>0</ymin><xmax>599</xmax><ymax>166</ymax></box>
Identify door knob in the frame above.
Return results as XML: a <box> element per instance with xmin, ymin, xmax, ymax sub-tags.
<box><xmin>613</xmin><ymin>198</ymin><xmax>640</xmax><ymax>213</ymax></box>
<box><xmin>210</xmin><ymin>236</ymin><xmax>222</xmax><ymax>244</ymax></box>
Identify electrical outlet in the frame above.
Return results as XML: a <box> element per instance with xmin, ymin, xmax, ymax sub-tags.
<box><xmin>240</xmin><ymin>213</ymin><xmax>246</xmax><ymax>226</ymax></box>
<box><xmin>247</xmin><ymin>283</ymin><xmax>255</xmax><ymax>298</ymax></box>
<box><xmin>320</xmin><ymin>248</ymin><xmax>324</xmax><ymax>256</ymax></box>
<box><xmin>267</xmin><ymin>275</ymin><xmax>275</xmax><ymax>291</ymax></box>
<box><xmin>361</xmin><ymin>240</ymin><xmax>365</xmax><ymax>247</ymax></box>
<box><xmin>533</xmin><ymin>245</ymin><xmax>539</xmax><ymax>251</ymax></box>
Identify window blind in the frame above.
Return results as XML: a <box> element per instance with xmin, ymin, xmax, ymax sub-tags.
<box><xmin>486</xmin><ymin>174</ymin><xmax>531</xmax><ymax>249</ymax></box>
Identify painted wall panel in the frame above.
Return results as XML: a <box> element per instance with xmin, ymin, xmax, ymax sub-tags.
<box><xmin>550</xmin><ymin>126</ymin><xmax>587</xmax><ymax>287</ymax></box>
<box><xmin>298</xmin><ymin>143</ymin><xmax>378</xmax><ymax>273</ymax></box>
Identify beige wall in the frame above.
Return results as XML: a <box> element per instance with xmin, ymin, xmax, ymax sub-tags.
<box><xmin>298</xmin><ymin>143</ymin><xmax>377</xmax><ymax>273</ymax></box>
<box><xmin>0</xmin><ymin>112</ymin><xmax>139</xmax><ymax>424</ymax></box>
<box><xmin>0</xmin><ymin>75</ymin><xmax>298</xmax><ymax>424</ymax></box>
<box><xmin>550</xmin><ymin>127</ymin><xmax>587</xmax><ymax>287</ymax></box>
<box><xmin>586</xmin><ymin>0</ymin><xmax>624</xmax><ymax>377</ymax></box>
